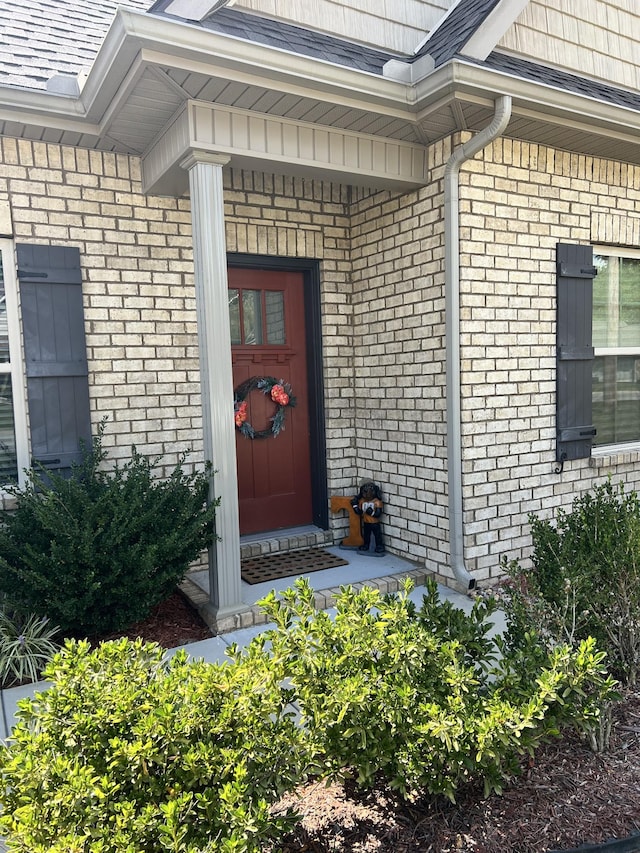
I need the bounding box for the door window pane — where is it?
[228,289,241,345]
[229,282,287,347]
[265,291,285,344]
[242,290,263,345]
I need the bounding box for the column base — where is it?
[197,600,251,635]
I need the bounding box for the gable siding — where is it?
[231,0,453,54]
[498,0,640,93]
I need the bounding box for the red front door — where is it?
[229,268,313,535]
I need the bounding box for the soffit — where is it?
[6,66,640,172]
[104,65,425,154]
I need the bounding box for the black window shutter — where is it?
[556,242,597,462]
[17,244,91,475]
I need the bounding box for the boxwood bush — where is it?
[501,478,640,686]
[0,427,217,636]
[254,579,617,800]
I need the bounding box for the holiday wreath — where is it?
[234,376,296,439]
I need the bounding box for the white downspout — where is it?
[444,94,512,591]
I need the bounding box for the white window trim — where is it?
[593,245,640,259]
[0,238,29,491]
[590,441,640,457]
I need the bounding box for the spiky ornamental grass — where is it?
[0,609,60,686]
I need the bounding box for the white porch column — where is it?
[181,150,244,623]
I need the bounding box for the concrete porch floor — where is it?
[182,530,439,633]
[189,542,430,607]
[180,524,503,636]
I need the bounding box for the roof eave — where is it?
[433,60,640,140]
[83,8,416,121]
[2,14,640,163]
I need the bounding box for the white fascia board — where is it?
[462,0,530,61]
[383,54,435,84]
[408,60,640,147]
[92,8,416,114]
[79,11,148,121]
[0,101,100,136]
[0,86,88,122]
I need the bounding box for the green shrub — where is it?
[0,583,618,851]
[0,426,218,637]
[501,478,640,686]
[0,606,60,686]
[0,638,307,853]
[255,579,617,800]
[416,578,499,676]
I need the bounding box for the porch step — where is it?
[239,526,334,560]
[180,564,432,636]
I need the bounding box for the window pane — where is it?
[0,254,9,362]
[619,257,640,345]
[593,254,640,347]
[593,354,640,445]
[265,291,285,344]
[228,289,241,345]
[0,374,18,484]
[242,290,263,345]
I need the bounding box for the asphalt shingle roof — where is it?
[413,0,501,65]
[480,51,640,113]
[0,0,151,90]
[159,5,403,73]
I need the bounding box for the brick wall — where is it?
[0,138,357,538]
[348,135,640,583]
[457,137,640,581]
[349,140,450,566]
[5,132,640,583]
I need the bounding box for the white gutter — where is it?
[444,94,512,591]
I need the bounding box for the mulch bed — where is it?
[272,691,640,852]
[89,589,214,648]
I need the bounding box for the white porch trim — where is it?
[143,100,429,196]
[181,150,245,624]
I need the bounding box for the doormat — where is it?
[241,548,349,585]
